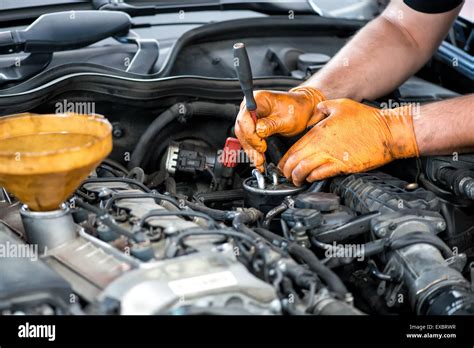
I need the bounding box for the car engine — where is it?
[1,108,473,316]
[0,6,472,318]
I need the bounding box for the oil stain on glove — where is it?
[278,98,420,186]
[234,86,326,172]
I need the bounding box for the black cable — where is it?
[185,200,236,221]
[280,219,291,240]
[164,176,177,195]
[139,209,216,228]
[287,243,349,299]
[253,227,288,249]
[74,198,145,243]
[313,230,453,269]
[81,177,151,192]
[262,203,287,229]
[166,229,261,259]
[251,227,348,299]
[130,104,179,169]
[75,189,95,202]
[280,277,306,315]
[306,282,316,308]
[96,164,124,178]
[104,192,179,210]
[130,102,239,169]
[387,232,454,258]
[102,158,130,175]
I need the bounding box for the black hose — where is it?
[314,231,453,269]
[287,243,349,299]
[97,164,125,178]
[186,201,236,221]
[104,192,179,210]
[139,209,216,228]
[254,227,288,249]
[262,203,287,229]
[102,158,130,175]
[81,177,151,192]
[175,229,257,247]
[130,104,178,169]
[232,209,264,240]
[252,227,348,299]
[313,237,385,269]
[166,229,261,259]
[75,190,95,202]
[387,232,454,258]
[130,101,239,169]
[164,176,177,195]
[127,167,146,183]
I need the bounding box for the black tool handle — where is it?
[233,42,257,111]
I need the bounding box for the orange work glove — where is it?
[234,86,326,172]
[278,98,420,186]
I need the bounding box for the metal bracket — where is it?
[125,38,159,74]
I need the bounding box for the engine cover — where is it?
[98,246,280,315]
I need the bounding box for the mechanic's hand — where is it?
[234,86,326,172]
[278,99,420,186]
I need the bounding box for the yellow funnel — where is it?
[0,113,112,211]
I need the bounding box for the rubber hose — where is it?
[130,101,239,169]
[185,201,236,221]
[287,243,349,299]
[252,227,348,299]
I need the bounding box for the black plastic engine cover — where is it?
[330,172,440,214]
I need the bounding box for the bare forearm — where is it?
[413,95,474,155]
[303,15,423,100]
[302,1,461,101]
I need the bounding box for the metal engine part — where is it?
[243,168,306,213]
[371,211,472,314]
[425,154,474,200]
[45,178,279,313]
[20,204,77,254]
[0,223,73,314]
[1,163,472,316]
[82,181,199,234]
[98,245,280,315]
[331,171,474,314]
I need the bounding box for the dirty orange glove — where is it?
[278,98,420,186]
[234,86,326,172]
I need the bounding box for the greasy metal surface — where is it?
[114,192,198,234]
[243,176,306,195]
[0,113,112,211]
[99,246,279,315]
[0,201,24,237]
[49,236,132,289]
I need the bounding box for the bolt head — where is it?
[378,228,386,237]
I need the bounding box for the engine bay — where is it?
[0,6,473,318]
[1,89,473,316]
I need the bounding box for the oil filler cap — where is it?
[294,192,340,212]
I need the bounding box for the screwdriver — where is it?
[232,42,267,173]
